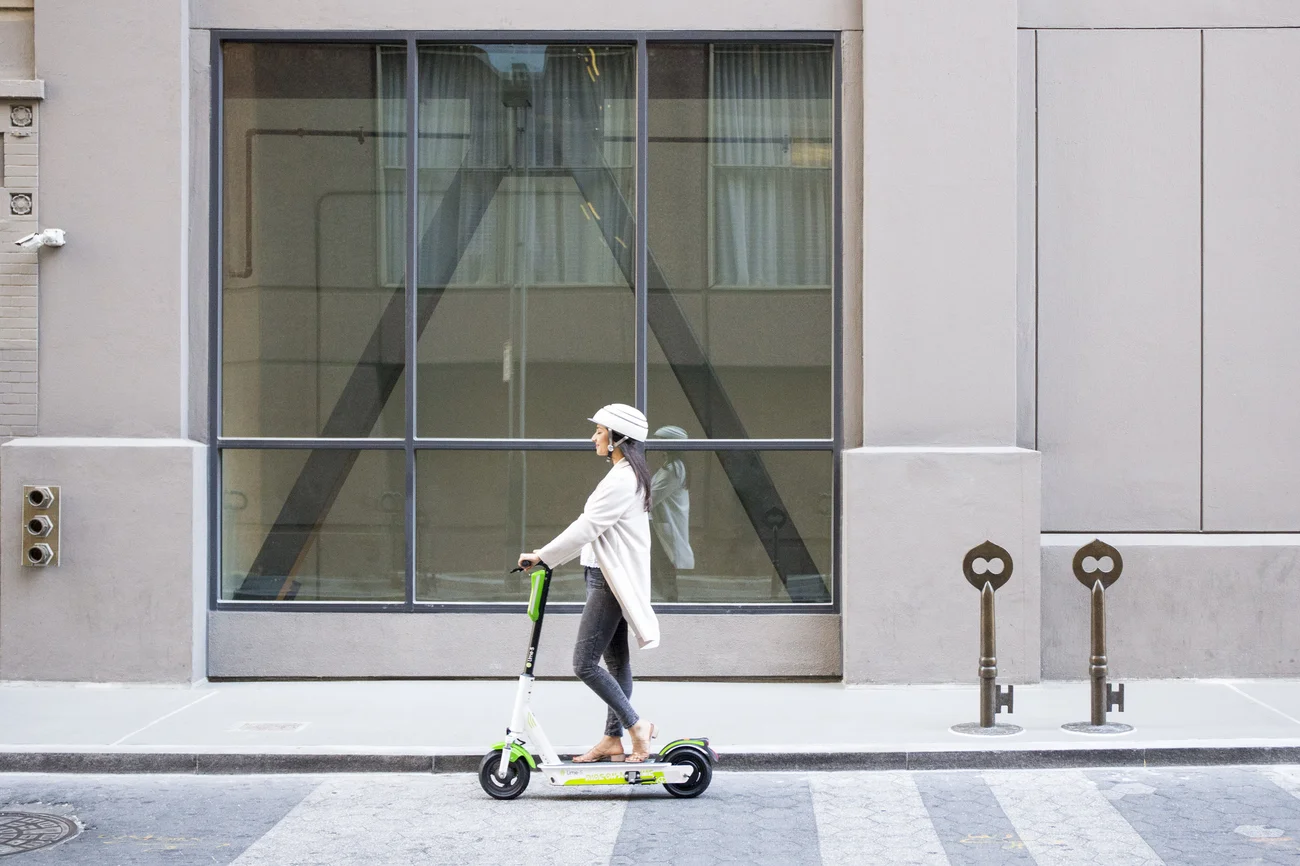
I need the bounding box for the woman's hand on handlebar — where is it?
[518,552,543,569]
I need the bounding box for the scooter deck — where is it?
[537,760,687,787]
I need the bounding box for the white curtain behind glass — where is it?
[379,46,407,287]
[379,46,635,290]
[712,44,833,289]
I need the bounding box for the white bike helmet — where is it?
[589,403,648,444]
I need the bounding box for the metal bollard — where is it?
[951,541,1022,737]
[1062,539,1133,735]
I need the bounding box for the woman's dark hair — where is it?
[610,430,652,511]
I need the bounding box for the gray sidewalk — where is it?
[2,678,1299,773]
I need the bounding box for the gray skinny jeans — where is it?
[573,566,639,737]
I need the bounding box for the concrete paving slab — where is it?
[1227,680,1300,727]
[0,685,210,746]
[2,678,1300,774]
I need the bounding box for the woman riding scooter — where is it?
[517,403,660,764]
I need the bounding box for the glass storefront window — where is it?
[414,448,831,605]
[221,449,406,601]
[647,43,834,440]
[216,38,837,608]
[645,449,833,604]
[415,449,599,603]
[408,44,637,439]
[221,43,407,439]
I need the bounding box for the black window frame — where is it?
[208,30,843,615]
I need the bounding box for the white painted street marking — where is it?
[810,771,949,866]
[986,769,1164,866]
[231,775,628,866]
[1265,765,1300,801]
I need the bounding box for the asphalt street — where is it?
[1,766,1298,865]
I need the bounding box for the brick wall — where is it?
[0,99,37,436]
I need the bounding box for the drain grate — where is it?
[235,721,307,733]
[0,812,80,857]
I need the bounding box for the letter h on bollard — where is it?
[951,541,1022,737]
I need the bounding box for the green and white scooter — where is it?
[478,564,716,800]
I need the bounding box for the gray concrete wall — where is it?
[34,0,189,438]
[842,447,1041,683]
[1025,14,1300,679]
[840,30,864,450]
[1015,29,1036,452]
[1020,0,1300,29]
[862,0,1018,447]
[0,2,206,683]
[191,0,862,31]
[0,439,206,682]
[187,28,210,443]
[1035,30,1202,532]
[209,611,841,678]
[844,0,1034,684]
[1042,535,1300,678]
[1202,28,1300,531]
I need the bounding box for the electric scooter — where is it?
[478,564,716,800]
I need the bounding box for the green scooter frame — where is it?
[478,565,716,800]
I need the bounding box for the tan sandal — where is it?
[625,722,657,763]
[571,743,625,763]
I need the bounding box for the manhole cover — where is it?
[0,812,80,857]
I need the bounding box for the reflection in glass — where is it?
[397,44,637,439]
[646,43,834,440]
[221,43,406,438]
[221,449,406,601]
[414,446,831,605]
[648,448,832,603]
[648,424,694,602]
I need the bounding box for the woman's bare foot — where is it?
[572,734,625,763]
[625,720,657,763]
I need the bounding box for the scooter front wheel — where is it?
[478,751,531,800]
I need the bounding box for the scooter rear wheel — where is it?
[663,748,712,799]
[478,751,531,800]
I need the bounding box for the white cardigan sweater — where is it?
[537,460,660,650]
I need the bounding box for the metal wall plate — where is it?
[21,485,60,567]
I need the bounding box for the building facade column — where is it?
[843,0,1040,683]
[0,0,206,682]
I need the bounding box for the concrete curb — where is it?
[3,746,1299,774]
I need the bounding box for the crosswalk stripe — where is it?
[985,769,1164,866]
[1263,764,1300,800]
[810,772,950,866]
[231,776,628,866]
[1265,765,1300,801]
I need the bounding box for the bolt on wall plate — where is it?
[21,485,60,567]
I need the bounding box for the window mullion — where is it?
[635,35,649,413]
[404,35,419,610]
